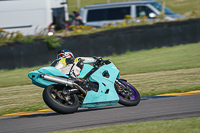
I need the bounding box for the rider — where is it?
[51,50,96,79]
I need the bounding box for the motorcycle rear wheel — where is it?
[43,85,79,114]
[115,80,140,106]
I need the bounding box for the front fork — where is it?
[115,79,127,93]
[115,78,127,87]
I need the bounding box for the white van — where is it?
[0,0,69,35]
[80,0,185,27]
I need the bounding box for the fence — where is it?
[0,18,199,69]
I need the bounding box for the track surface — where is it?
[0,94,200,133]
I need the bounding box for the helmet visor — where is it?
[57,53,65,59]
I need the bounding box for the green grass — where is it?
[108,43,200,75]
[0,43,200,115]
[0,66,44,88]
[0,85,48,115]
[121,68,200,96]
[53,117,200,133]
[160,0,200,17]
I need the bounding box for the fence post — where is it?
[77,0,80,9]
[161,0,165,14]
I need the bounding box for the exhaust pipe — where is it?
[40,74,73,87]
[40,74,87,95]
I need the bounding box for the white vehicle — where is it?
[80,0,185,27]
[0,0,69,35]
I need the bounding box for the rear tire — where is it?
[43,85,79,114]
[115,80,140,106]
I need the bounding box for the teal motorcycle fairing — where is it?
[28,62,120,108]
[28,66,68,88]
[81,62,120,108]
[28,64,93,88]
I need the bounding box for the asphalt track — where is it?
[0,94,200,133]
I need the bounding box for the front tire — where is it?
[115,80,140,106]
[43,85,79,114]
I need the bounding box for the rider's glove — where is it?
[93,56,102,63]
[93,56,104,68]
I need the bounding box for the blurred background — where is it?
[68,0,200,18]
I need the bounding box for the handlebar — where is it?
[93,56,111,68]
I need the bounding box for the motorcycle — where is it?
[28,58,140,114]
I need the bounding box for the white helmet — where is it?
[57,53,65,59]
[57,50,74,59]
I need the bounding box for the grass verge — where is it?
[121,68,200,96]
[53,117,200,133]
[108,43,200,75]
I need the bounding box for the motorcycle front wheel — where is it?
[115,80,140,106]
[43,85,79,114]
